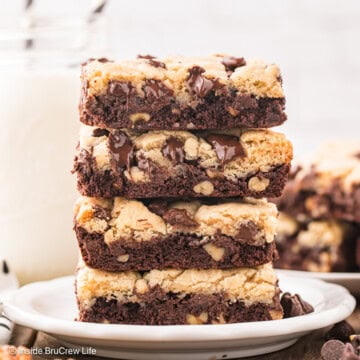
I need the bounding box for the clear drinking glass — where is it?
[0,1,109,284]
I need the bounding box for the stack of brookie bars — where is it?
[72,54,293,325]
[274,142,360,272]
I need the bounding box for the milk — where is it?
[0,69,80,284]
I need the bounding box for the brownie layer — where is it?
[78,288,282,325]
[80,55,286,130]
[275,213,359,272]
[76,226,277,271]
[74,127,292,199]
[76,262,283,324]
[274,142,360,222]
[75,197,279,270]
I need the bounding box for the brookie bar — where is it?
[76,261,283,325]
[275,142,360,222]
[74,196,278,271]
[275,212,359,272]
[73,126,292,198]
[79,55,286,130]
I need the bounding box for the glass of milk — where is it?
[0,2,109,284]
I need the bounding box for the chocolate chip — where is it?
[137,155,152,177]
[2,260,9,274]
[221,56,246,73]
[340,343,360,360]
[326,321,355,343]
[81,57,113,66]
[163,208,198,227]
[137,54,167,69]
[162,137,185,165]
[235,221,260,243]
[97,57,112,63]
[108,81,135,98]
[186,66,221,97]
[93,205,111,221]
[92,128,109,137]
[206,134,245,165]
[148,200,168,216]
[351,335,360,355]
[280,292,314,318]
[144,79,173,99]
[108,130,135,172]
[353,152,360,160]
[321,340,346,360]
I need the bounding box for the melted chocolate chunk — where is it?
[137,156,152,177]
[326,321,355,343]
[2,260,9,274]
[162,137,185,165]
[137,54,166,69]
[108,130,134,171]
[108,81,135,98]
[353,152,360,160]
[163,208,198,227]
[93,205,111,221]
[144,80,173,99]
[221,56,246,73]
[280,292,314,318]
[321,340,346,360]
[186,66,221,97]
[148,200,169,216]
[206,134,245,165]
[92,128,109,137]
[236,222,260,242]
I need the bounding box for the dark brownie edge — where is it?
[80,81,286,130]
[78,286,282,325]
[273,178,360,223]
[275,224,359,272]
[73,150,290,199]
[75,226,278,271]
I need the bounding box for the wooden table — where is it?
[8,300,360,360]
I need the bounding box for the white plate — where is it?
[3,274,356,360]
[276,269,360,294]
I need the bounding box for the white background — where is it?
[2,0,360,155]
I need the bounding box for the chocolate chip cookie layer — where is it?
[80,55,286,130]
[73,126,292,199]
[76,261,283,324]
[74,197,278,271]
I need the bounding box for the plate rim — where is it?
[4,274,356,343]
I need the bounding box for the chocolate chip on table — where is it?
[206,133,245,166]
[280,292,314,318]
[350,335,360,355]
[340,343,360,360]
[321,340,346,360]
[326,321,355,343]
